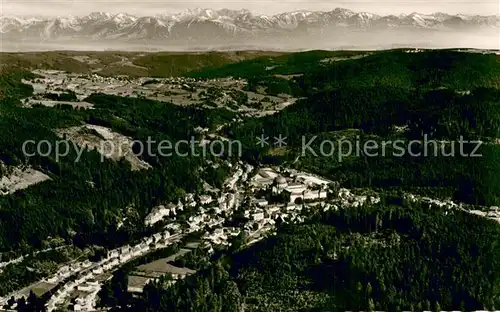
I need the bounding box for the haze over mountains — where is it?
[1,8,499,51]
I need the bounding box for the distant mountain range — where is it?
[1,8,498,50]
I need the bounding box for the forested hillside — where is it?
[222,50,500,206]
[1,49,500,310]
[0,71,234,253]
[130,197,500,311]
[187,50,500,96]
[1,49,499,252]
[118,50,500,312]
[0,51,284,78]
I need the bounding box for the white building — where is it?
[120,253,131,263]
[131,245,142,256]
[188,215,203,224]
[290,191,305,204]
[285,182,307,193]
[163,230,171,238]
[120,245,131,254]
[77,284,94,292]
[166,223,181,232]
[82,260,92,268]
[199,195,213,205]
[252,212,265,221]
[267,206,281,217]
[303,190,328,201]
[253,198,269,207]
[145,204,176,226]
[294,174,331,188]
[139,242,150,252]
[47,276,59,284]
[153,233,162,243]
[107,250,119,258]
[92,267,103,275]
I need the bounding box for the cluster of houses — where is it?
[145,162,249,230]
[468,209,500,223]
[152,166,339,254]
[145,203,183,226]
[224,166,244,190]
[404,193,500,224]
[46,272,96,311]
[30,70,200,89]
[45,228,176,311]
[252,168,330,203]
[196,168,336,248]
[145,193,216,227]
[405,48,424,53]
[24,70,247,108]
[45,260,94,285]
[202,227,241,246]
[72,281,100,312]
[192,168,387,253]
[123,165,252,294]
[8,154,500,312]
[121,164,250,295]
[3,162,381,312]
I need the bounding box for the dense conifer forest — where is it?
[131,50,500,311]
[127,197,500,311]
[222,51,500,205]
[1,49,500,311]
[0,72,235,253]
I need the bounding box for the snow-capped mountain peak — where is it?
[1,8,497,44]
[87,12,112,20]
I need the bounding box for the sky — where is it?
[1,0,499,17]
